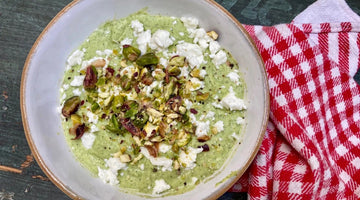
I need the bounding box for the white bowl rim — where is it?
[20,0,270,199]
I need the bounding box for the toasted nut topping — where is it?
[207,31,218,40]
[91,59,106,68]
[119,154,131,163]
[197,135,210,142]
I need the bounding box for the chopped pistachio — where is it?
[119,154,132,163]
[168,66,181,76]
[122,45,141,61]
[169,56,185,67]
[62,96,81,118]
[70,114,82,125]
[195,92,210,101]
[136,52,159,66]
[207,30,219,40]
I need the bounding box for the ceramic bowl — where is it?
[21,0,269,199]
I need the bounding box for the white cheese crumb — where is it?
[70,75,85,87]
[180,17,199,33]
[153,179,171,194]
[236,117,245,125]
[159,143,171,153]
[159,57,168,67]
[96,49,113,57]
[139,164,144,170]
[178,147,203,169]
[97,167,119,185]
[98,157,127,186]
[81,132,96,149]
[179,32,184,36]
[140,147,173,171]
[63,84,69,90]
[213,121,224,133]
[67,49,84,67]
[199,69,207,78]
[81,56,107,70]
[183,99,193,110]
[137,30,151,54]
[120,37,133,46]
[176,42,204,68]
[60,93,66,102]
[212,50,227,67]
[195,121,210,137]
[72,88,81,96]
[86,111,99,124]
[192,177,198,185]
[227,71,240,85]
[178,66,190,78]
[205,111,215,120]
[172,20,177,25]
[131,20,144,36]
[220,87,246,111]
[209,41,220,57]
[149,30,174,51]
[212,102,223,109]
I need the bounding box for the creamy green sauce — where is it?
[60,10,246,196]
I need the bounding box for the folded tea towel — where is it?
[230,0,360,199]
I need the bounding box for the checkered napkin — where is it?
[228,0,360,199]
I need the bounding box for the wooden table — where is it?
[1,0,359,199]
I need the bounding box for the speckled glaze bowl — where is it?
[21,0,269,199]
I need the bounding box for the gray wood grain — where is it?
[0,0,359,199]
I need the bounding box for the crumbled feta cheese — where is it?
[121,37,133,46]
[98,157,127,185]
[172,20,177,25]
[153,179,171,194]
[81,132,96,149]
[105,157,127,173]
[137,30,151,54]
[184,99,193,110]
[149,30,174,51]
[199,69,207,78]
[205,111,215,120]
[143,81,163,97]
[220,87,246,111]
[180,17,199,34]
[140,147,173,171]
[212,50,227,67]
[60,93,66,101]
[72,88,81,96]
[67,49,84,67]
[97,167,119,185]
[159,57,168,67]
[227,71,240,85]
[178,66,190,78]
[70,75,85,87]
[192,28,211,49]
[159,143,171,153]
[96,49,113,57]
[189,77,204,91]
[209,41,220,57]
[139,164,144,170]
[213,121,224,133]
[176,42,204,68]
[179,32,184,36]
[63,84,69,90]
[131,20,144,36]
[192,177,198,185]
[178,147,203,169]
[195,121,210,137]
[236,117,245,125]
[90,124,99,133]
[212,102,223,109]
[86,111,99,124]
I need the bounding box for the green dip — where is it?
[59,10,246,196]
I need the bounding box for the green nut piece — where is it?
[120,76,132,91]
[164,79,175,101]
[96,77,106,87]
[105,114,121,133]
[195,92,210,101]
[168,66,181,76]
[123,45,141,61]
[112,95,125,112]
[153,69,166,81]
[136,52,159,66]
[91,102,100,112]
[169,56,185,67]
[62,96,81,118]
[133,110,149,128]
[124,101,139,118]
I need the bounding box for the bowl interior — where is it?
[21,0,268,199]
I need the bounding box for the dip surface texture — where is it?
[59,10,247,196]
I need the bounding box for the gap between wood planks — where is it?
[0,155,49,181]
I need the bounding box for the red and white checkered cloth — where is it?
[229,1,360,199]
